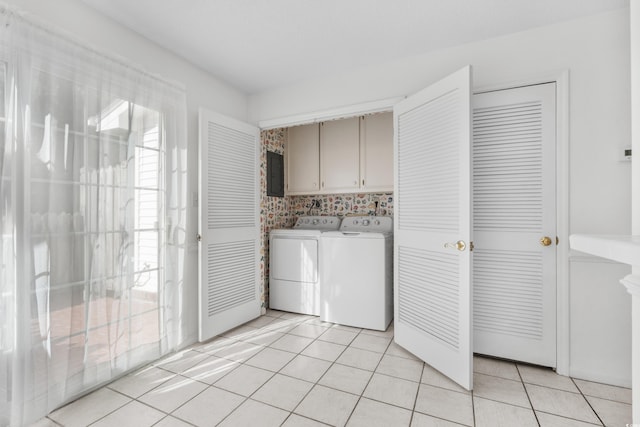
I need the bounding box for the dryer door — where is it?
[271,236,318,284]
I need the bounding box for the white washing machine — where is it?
[269,216,341,315]
[320,216,393,330]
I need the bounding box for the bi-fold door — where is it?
[198,109,261,342]
[394,66,474,390]
[394,68,558,390]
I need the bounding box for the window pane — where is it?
[136,146,159,189]
[132,105,160,149]
[135,189,158,230]
[135,230,158,273]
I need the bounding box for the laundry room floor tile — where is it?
[269,333,314,353]
[36,311,632,427]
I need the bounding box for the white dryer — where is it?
[320,216,393,331]
[269,216,341,315]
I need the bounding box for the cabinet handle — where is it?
[362,179,365,186]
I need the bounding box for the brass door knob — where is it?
[540,236,552,246]
[444,240,466,251]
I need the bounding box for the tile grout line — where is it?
[291,322,366,424]
[515,363,542,427]
[341,328,390,426]
[408,355,426,426]
[471,383,476,426]
[80,388,141,426]
[570,376,606,426]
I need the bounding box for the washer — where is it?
[320,216,393,330]
[269,216,341,315]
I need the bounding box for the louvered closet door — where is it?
[473,83,556,367]
[198,109,260,342]
[394,66,473,390]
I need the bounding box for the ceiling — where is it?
[80,0,628,95]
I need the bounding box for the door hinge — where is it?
[556,236,559,246]
[196,233,202,242]
[469,241,474,252]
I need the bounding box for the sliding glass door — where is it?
[0,8,188,426]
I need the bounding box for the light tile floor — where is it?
[35,310,632,427]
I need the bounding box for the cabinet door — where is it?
[320,117,360,193]
[360,112,393,192]
[286,123,319,194]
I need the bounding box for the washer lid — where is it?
[270,228,324,237]
[322,230,390,239]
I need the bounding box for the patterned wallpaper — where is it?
[259,128,394,310]
[260,129,290,309]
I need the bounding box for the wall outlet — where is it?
[620,146,632,162]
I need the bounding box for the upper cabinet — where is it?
[360,112,393,193]
[285,112,393,195]
[286,123,320,194]
[320,117,360,192]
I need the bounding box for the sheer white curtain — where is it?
[0,6,188,426]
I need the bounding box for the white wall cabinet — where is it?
[320,117,360,192]
[360,112,393,192]
[286,113,393,195]
[286,123,320,194]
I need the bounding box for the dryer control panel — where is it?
[293,216,341,230]
[339,216,393,233]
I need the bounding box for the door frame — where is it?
[474,70,570,376]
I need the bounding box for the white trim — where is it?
[569,254,627,264]
[258,97,403,130]
[555,70,570,377]
[569,367,631,389]
[475,70,570,376]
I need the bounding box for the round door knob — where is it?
[444,240,466,251]
[540,236,553,246]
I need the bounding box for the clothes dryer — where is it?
[269,216,341,315]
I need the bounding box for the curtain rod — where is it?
[0,2,186,93]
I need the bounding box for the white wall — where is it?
[12,0,249,345]
[250,9,633,386]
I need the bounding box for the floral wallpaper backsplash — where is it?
[260,129,289,310]
[288,193,393,218]
[259,128,394,310]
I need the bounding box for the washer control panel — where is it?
[293,216,341,230]
[339,216,393,233]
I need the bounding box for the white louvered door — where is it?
[473,83,556,366]
[394,66,473,390]
[198,109,260,342]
